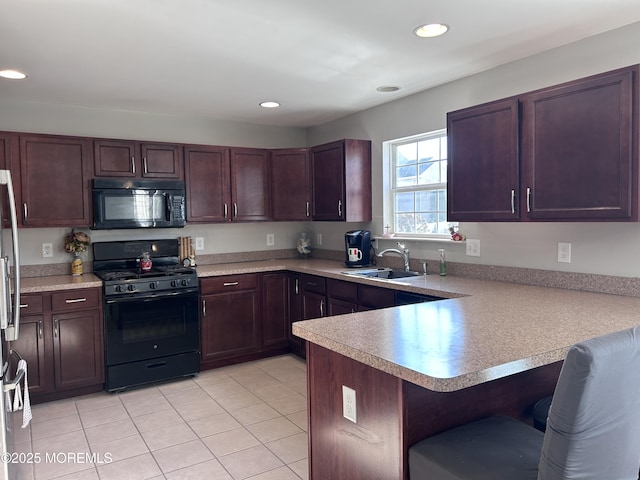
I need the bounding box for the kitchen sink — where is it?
[341,268,422,281]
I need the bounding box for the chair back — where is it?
[538,326,640,479]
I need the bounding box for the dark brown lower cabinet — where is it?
[262,272,290,350]
[10,289,104,403]
[200,274,261,365]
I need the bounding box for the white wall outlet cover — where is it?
[342,385,357,423]
[267,233,275,246]
[195,237,205,251]
[466,239,480,257]
[558,242,572,263]
[42,243,53,258]
[316,233,323,246]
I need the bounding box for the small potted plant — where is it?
[64,229,91,275]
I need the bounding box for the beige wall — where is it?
[306,22,640,278]
[3,22,640,277]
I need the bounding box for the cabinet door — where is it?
[302,291,326,320]
[447,99,520,221]
[311,139,371,222]
[200,275,261,362]
[270,149,311,220]
[94,139,137,177]
[140,143,184,179]
[288,274,305,356]
[185,145,230,222]
[52,309,104,390]
[230,148,270,221]
[9,314,50,395]
[311,141,345,221]
[19,135,92,227]
[521,66,636,220]
[328,298,357,316]
[262,273,289,349]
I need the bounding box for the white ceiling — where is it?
[2,0,640,128]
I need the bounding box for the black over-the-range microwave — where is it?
[92,178,186,229]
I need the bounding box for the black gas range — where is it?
[94,239,200,392]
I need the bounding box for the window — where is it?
[387,129,453,236]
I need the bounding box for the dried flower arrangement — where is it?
[64,229,91,255]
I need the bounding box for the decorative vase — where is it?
[71,253,83,276]
[296,232,311,258]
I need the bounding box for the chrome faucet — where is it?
[378,242,411,271]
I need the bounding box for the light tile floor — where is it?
[13,354,309,480]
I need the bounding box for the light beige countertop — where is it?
[21,259,640,395]
[20,274,102,293]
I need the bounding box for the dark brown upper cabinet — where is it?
[94,139,184,180]
[18,134,92,227]
[310,139,371,221]
[447,65,639,222]
[270,148,311,221]
[184,145,230,223]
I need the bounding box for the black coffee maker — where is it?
[344,230,372,267]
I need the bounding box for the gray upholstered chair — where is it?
[409,326,640,480]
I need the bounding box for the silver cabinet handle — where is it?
[295,278,299,295]
[511,189,515,214]
[19,304,28,309]
[143,157,148,175]
[53,319,59,338]
[233,203,238,218]
[131,156,136,174]
[65,298,87,304]
[526,187,532,213]
[223,282,239,287]
[38,320,43,339]
[202,300,206,317]
[224,203,228,219]
[22,203,27,220]
[320,300,325,317]
[337,200,342,217]
[306,201,310,217]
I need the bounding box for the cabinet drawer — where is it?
[51,288,100,312]
[200,274,259,294]
[327,279,357,303]
[300,274,326,295]
[17,294,44,315]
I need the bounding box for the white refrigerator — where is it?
[0,169,22,480]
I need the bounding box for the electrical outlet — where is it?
[316,233,322,246]
[42,243,53,258]
[267,233,275,246]
[342,385,357,423]
[558,242,571,263]
[195,237,204,251]
[466,238,480,257]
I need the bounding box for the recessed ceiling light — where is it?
[259,101,280,108]
[413,23,449,38]
[0,69,27,80]
[376,86,401,93]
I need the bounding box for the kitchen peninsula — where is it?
[289,263,640,480]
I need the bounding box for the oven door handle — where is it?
[105,289,199,304]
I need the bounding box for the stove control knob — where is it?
[181,279,190,287]
[149,282,157,290]
[171,280,179,288]
[127,284,136,292]
[114,285,124,293]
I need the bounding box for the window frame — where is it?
[384,128,454,239]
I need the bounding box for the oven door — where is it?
[104,289,199,366]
